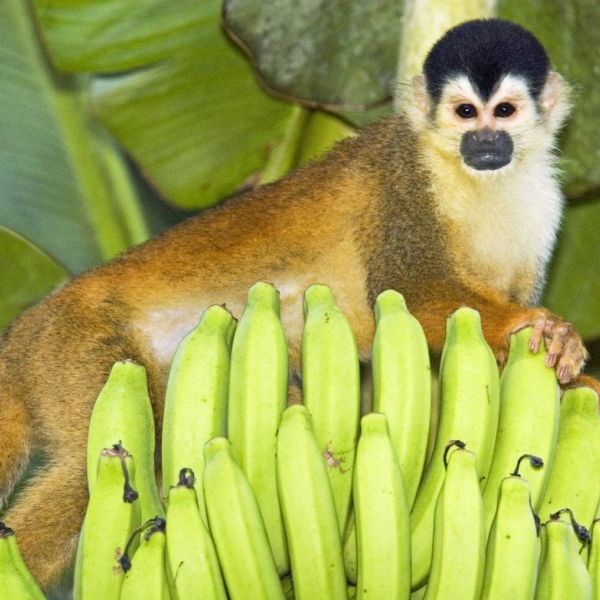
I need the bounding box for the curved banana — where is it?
[411,308,499,589]
[0,524,45,599]
[538,386,600,529]
[482,328,560,535]
[481,456,542,600]
[120,518,170,600]
[161,304,235,523]
[203,437,284,600]
[165,468,227,600]
[277,405,347,600]
[302,284,360,534]
[354,413,411,600]
[423,443,485,600]
[535,515,593,600]
[88,360,163,521]
[227,282,289,574]
[75,444,140,600]
[372,290,431,509]
[342,511,358,584]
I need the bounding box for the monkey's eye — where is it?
[455,104,477,119]
[494,102,516,118]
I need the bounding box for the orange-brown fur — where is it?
[0,89,596,589]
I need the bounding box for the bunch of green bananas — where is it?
[3,281,600,600]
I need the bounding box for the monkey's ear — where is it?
[403,74,432,128]
[540,71,572,133]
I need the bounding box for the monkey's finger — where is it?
[545,322,572,368]
[529,316,548,352]
[556,336,588,385]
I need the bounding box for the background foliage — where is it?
[1,0,599,365]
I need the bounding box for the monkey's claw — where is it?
[520,312,588,384]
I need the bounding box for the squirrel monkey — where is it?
[0,18,595,588]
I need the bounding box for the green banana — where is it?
[161,305,235,523]
[120,518,171,600]
[538,387,600,528]
[88,360,163,521]
[227,282,289,574]
[536,514,593,600]
[588,516,600,599]
[203,437,284,600]
[372,290,431,509]
[277,405,347,600]
[482,328,560,535]
[0,524,45,600]
[480,455,542,600]
[353,412,411,600]
[75,444,140,600]
[302,283,360,534]
[424,442,485,600]
[410,307,499,589]
[165,468,227,600]
[342,511,358,584]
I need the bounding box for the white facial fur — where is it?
[404,70,571,304]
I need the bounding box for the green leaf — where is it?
[0,0,146,274]
[222,0,403,108]
[543,198,600,340]
[0,226,69,331]
[92,27,298,209]
[498,0,600,194]
[33,0,216,73]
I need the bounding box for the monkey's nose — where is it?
[472,127,498,144]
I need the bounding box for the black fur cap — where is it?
[423,19,550,103]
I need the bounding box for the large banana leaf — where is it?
[0,227,68,331]
[543,199,600,340]
[0,0,145,274]
[223,0,404,108]
[35,0,300,210]
[92,49,296,209]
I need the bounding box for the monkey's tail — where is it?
[0,354,32,511]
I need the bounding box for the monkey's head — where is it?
[409,19,570,175]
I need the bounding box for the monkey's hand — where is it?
[504,309,588,384]
[410,286,588,386]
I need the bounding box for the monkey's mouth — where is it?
[463,152,512,171]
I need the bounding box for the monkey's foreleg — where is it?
[408,281,588,384]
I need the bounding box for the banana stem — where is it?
[119,516,166,572]
[547,508,591,544]
[443,440,466,469]
[511,454,544,477]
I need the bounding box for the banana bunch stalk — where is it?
[87,360,163,521]
[481,455,543,600]
[302,284,360,534]
[538,387,600,530]
[411,307,499,589]
[165,468,226,600]
[535,512,593,600]
[277,405,347,600]
[424,442,485,600]
[120,517,171,600]
[227,282,289,574]
[353,413,411,600]
[74,444,140,600]
[161,304,236,523]
[203,437,284,600]
[372,290,431,510]
[482,328,559,534]
[0,523,45,599]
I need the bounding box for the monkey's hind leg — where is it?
[0,359,33,510]
[2,453,86,590]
